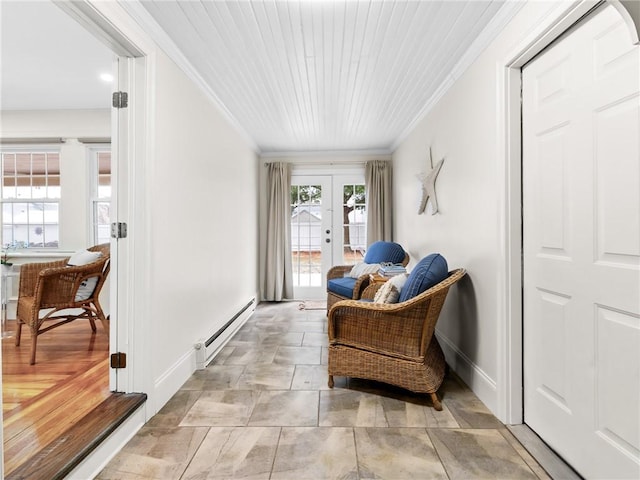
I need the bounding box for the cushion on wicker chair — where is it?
[327,276,357,298]
[364,241,406,264]
[67,249,102,266]
[398,253,448,302]
[68,249,103,301]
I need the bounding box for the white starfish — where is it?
[417,148,444,215]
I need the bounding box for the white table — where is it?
[2,265,20,338]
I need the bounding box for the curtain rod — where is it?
[0,137,65,145]
[0,137,111,145]
[263,160,383,167]
[77,137,111,144]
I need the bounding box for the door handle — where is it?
[325,238,331,243]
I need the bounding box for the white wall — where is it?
[0,109,110,139]
[148,50,259,407]
[392,1,564,419]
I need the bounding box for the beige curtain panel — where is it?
[264,162,294,301]
[365,160,393,243]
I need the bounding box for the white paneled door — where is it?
[523,5,640,479]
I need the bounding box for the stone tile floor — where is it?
[97,301,553,479]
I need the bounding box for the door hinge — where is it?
[111,222,127,239]
[110,352,127,369]
[112,91,128,109]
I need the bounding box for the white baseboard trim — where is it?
[152,347,195,417]
[66,402,146,480]
[436,331,498,415]
[153,301,256,415]
[196,299,256,370]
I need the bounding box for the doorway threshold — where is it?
[6,392,146,480]
[507,424,583,480]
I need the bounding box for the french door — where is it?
[290,173,366,300]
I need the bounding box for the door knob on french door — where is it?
[325,238,331,243]
[326,230,330,234]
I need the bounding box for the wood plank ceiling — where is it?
[129,0,512,154]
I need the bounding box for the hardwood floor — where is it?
[2,318,111,477]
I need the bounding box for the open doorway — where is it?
[0,0,115,475]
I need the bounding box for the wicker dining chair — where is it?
[14,244,110,365]
[326,241,409,311]
[327,267,466,410]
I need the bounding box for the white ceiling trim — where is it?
[260,147,393,159]
[390,0,526,152]
[119,0,260,153]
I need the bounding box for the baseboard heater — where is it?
[194,297,256,369]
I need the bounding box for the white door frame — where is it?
[496,0,638,425]
[54,0,153,399]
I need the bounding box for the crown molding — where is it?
[118,1,260,154]
[390,0,526,153]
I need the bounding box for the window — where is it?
[90,149,111,245]
[1,150,60,248]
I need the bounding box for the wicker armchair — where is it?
[328,267,466,410]
[327,241,409,311]
[14,244,110,365]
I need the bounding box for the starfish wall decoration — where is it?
[417,148,444,215]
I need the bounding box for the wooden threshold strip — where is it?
[7,392,147,480]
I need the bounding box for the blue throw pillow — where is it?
[398,253,448,302]
[364,241,406,265]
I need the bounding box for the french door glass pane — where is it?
[341,183,366,264]
[291,184,322,287]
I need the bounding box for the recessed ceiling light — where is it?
[100,73,114,83]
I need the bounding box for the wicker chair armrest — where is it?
[361,282,384,300]
[18,259,69,297]
[328,297,422,327]
[328,269,467,359]
[37,257,109,282]
[351,274,372,299]
[327,265,353,281]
